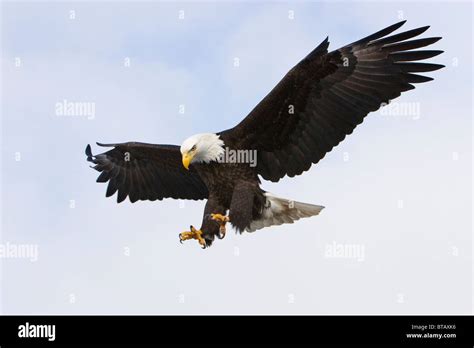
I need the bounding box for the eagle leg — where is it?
[210,214,230,239]
[179,225,207,249]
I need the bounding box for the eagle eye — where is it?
[190,145,197,152]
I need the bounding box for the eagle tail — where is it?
[246,192,324,232]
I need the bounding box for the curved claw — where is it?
[210,213,229,240]
[216,229,226,240]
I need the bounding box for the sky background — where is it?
[0,0,472,314]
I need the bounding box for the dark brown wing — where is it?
[85,142,208,203]
[219,21,444,182]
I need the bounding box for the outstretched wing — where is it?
[86,142,208,203]
[219,21,444,182]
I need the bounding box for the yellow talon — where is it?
[210,214,230,239]
[179,226,206,248]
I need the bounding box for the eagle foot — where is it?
[210,213,230,239]
[179,226,206,249]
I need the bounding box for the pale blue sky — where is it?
[1,1,472,314]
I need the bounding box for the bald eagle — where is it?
[86,21,443,248]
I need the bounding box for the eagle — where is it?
[86,21,443,248]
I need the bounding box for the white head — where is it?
[180,133,225,169]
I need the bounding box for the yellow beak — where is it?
[182,152,193,170]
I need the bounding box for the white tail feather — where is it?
[246,192,324,232]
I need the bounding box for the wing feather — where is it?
[219,21,443,182]
[86,142,208,202]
